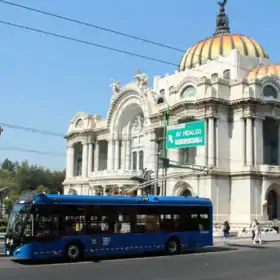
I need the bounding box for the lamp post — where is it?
[0,188,8,218]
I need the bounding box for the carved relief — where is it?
[110,79,121,94]
[135,69,148,95]
[272,107,280,118]
[131,115,144,133]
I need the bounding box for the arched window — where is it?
[263,85,277,98]
[181,189,192,197]
[169,86,175,94]
[75,119,83,128]
[68,188,78,195]
[267,189,278,220]
[223,69,231,80]
[181,86,196,98]
[157,97,164,104]
[160,89,165,96]
[211,73,218,79]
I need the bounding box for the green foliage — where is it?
[0,158,65,215]
[0,218,8,226]
[0,226,6,232]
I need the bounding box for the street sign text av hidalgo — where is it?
[166,120,206,149]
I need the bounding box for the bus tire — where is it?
[63,242,84,262]
[165,237,181,255]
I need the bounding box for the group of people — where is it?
[221,219,262,244]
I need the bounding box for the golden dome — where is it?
[179,33,269,71]
[247,64,280,80]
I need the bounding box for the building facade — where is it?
[64,2,280,224]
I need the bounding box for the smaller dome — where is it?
[247,64,280,80]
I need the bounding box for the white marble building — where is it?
[64,2,280,224]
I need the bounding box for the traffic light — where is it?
[0,126,3,136]
[161,157,170,168]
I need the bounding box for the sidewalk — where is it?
[214,233,280,245]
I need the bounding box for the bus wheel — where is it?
[165,238,180,255]
[64,243,84,262]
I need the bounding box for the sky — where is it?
[0,0,278,171]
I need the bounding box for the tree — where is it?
[1,158,15,173]
[0,159,65,215]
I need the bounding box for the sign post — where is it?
[166,120,206,149]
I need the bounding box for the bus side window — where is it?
[135,215,160,233]
[35,215,59,237]
[198,213,210,231]
[114,214,131,233]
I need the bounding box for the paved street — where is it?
[1,242,280,280]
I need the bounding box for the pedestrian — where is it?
[222,220,230,239]
[251,219,257,242]
[253,222,262,244]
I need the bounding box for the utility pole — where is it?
[162,105,169,196]
[154,151,161,195]
[151,136,165,195]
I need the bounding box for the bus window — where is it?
[135,214,160,233]
[114,214,131,233]
[35,215,59,237]
[198,213,210,231]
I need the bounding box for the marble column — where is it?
[88,142,93,176]
[66,145,74,178]
[82,143,88,178]
[138,151,142,170]
[150,131,157,171]
[246,117,253,165]
[107,140,114,170]
[94,141,99,171]
[114,140,120,170]
[120,140,126,170]
[125,139,131,170]
[254,117,263,165]
[103,186,107,196]
[240,117,246,166]
[208,118,215,166]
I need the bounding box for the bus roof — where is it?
[17,193,212,206]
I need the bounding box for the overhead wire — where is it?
[0,0,184,53]
[0,0,263,74]
[0,19,256,81]
[0,122,64,138]
[0,20,178,67]
[0,143,65,157]
[0,1,271,161]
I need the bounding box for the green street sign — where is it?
[166,120,206,149]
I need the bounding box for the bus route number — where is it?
[102,237,110,246]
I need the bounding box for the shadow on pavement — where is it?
[12,246,237,266]
[227,242,270,249]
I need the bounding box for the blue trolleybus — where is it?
[4,193,213,260]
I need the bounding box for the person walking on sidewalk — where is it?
[253,222,262,244]
[222,221,230,240]
[251,219,257,242]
